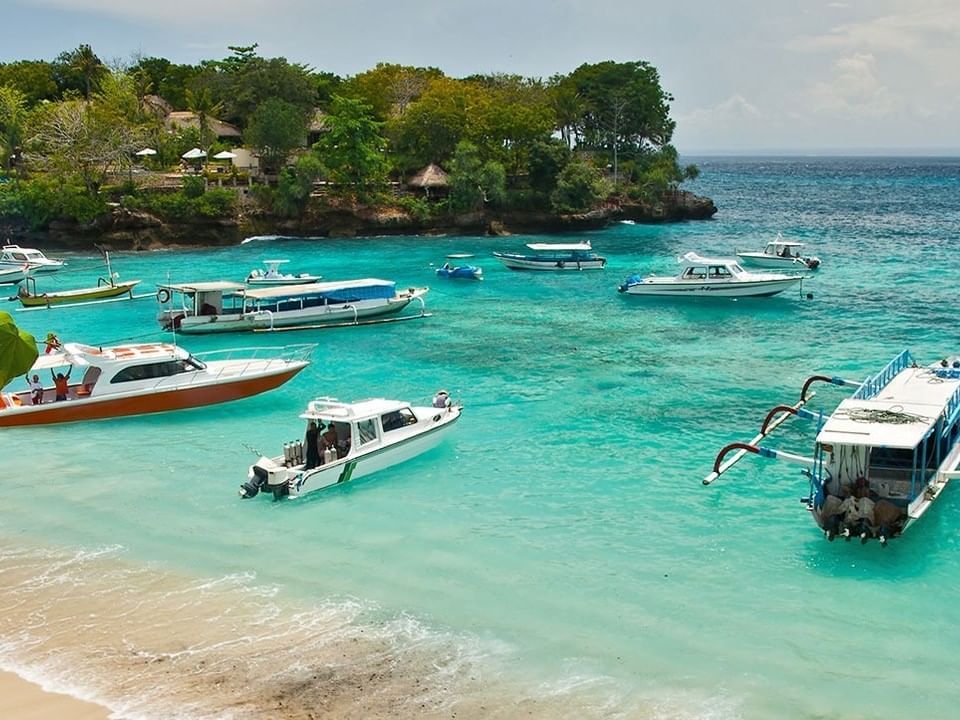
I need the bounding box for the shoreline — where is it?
[0,670,113,720]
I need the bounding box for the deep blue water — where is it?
[1,156,959,719]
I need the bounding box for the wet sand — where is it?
[0,671,112,720]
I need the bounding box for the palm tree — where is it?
[70,44,105,100]
[185,87,224,153]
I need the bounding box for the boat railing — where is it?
[851,350,913,401]
[195,343,315,365]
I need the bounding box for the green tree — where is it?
[0,86,28,173]
[184,87,223,152]
[527,138,572,195]
[246,97,308,173]
[551,158,609,214]
[0,61,59,105]
[447,140,506,211]
[273,155,324,216]
[343,63,443,120]
[56,44,108,99]
[313,95,388,198]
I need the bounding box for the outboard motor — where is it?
[239,457,290,499]
[239,464,269,498]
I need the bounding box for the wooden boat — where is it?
[157,278,429,334]
[0,341,313,427]
[493,242,606,271]
[618,252,803,298]
[18,277,141,307]
[704,351,960,545]
[240,394,462,500]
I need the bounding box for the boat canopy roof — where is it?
[158,281,246,293]
[766,240,805,248]
[680,251,739,266]
[817,398,945,449]
[525,242,592,251]
[244,278,395,301]
[31,342,186,370]
[262,259,289,265]
[299,396,409,421]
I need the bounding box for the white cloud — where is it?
[802,52,896,117]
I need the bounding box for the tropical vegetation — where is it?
[0,44,699,230]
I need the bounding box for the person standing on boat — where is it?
[433,390,451,408]
[304,421,321,469]
[51,366,72,402]
[26,374,44,405]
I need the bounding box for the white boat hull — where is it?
[162,296,418,334]
[251,407,462,499]
[621,276,802,297]
[736,253,816,270]
[493,254,606,271]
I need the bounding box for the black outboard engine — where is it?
[239,465,269,498]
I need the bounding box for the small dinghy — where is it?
[436,262,483,280]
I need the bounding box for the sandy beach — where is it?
[0,671,112,720]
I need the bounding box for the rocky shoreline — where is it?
[1,190,717,251]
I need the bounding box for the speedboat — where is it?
[246,259,322,286]
[737,235,821,270]
[493,242,606,271]
[618,252,803,298]
[704,351,960,545]
[157,278,429,334]
[436,262,483,280]
[0,265,31,286]
[0,245,64,274]
[240,394,462,500]
[0,341,313,427]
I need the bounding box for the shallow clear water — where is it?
[2,156,960,719]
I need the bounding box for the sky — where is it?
[3,0,959,153]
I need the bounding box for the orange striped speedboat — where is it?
[0,341,313,427]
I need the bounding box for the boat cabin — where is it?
[242,279,397,314]
[677,253,745,280]
[524,242,598,261]
[762,240,805,259]
[0,244,61,268]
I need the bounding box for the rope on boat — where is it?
[833,406,931,425]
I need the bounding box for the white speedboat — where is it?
[0,265,31,286]
[0,244,64,274]
[705,351,960,545]
[246,259,322,286]
[618,252,803,298]
[157,278,429,334]
[493,242,606,270]
[737,235,821,270]
[240,394,462,500]
[0,342,313,427]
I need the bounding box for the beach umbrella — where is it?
[212,150,237,160]
[135,148,158,156]
[181,148,207,160]
[0,311,38,389]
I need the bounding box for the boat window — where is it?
[109,360,200,383]
[708,266,732,278]
[381,408,417,432]
[731,264,745,273]
[682,266,708,279]
[12,252,27,261]
[357,418,378,445]
[868,446,915,483]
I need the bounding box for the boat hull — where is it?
[621,276,802,298]
[0,364,305,427]
[493,253,606,271]
[166,296,419,334]
[737,253,818,270]
[18,281,140,307]
[268,409,462,499]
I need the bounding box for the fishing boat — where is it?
[0,341,313,427]
[15,250,141,307]
[0,244,64,274]
[493,242,606,271]
[618,252,803,298]
[239,393,462,500]
[737,235,821,270]
[436,262,483,280]
[157,278,429,334]
[246,259,322,286]
[704,351,960,545]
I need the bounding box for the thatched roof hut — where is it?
[164,111,242,140]
[407,164,450,197]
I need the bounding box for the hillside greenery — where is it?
[0,44,698,229]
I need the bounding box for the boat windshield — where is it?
[109,359,202,383]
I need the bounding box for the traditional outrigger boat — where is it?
[15,251,141,308]
[0,341,313,427]
[493,242,606,271]
[156,278,429,334]
[240,393,462,500]
[704,351,960,545]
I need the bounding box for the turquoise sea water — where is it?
[2,156,960,719]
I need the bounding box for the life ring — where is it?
[157,288,171,303]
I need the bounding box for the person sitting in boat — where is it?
[321,423,340,457]
[51,366,72,402]
[433,389,451,408]
[780,246,792,258]
[25,374,44,405]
